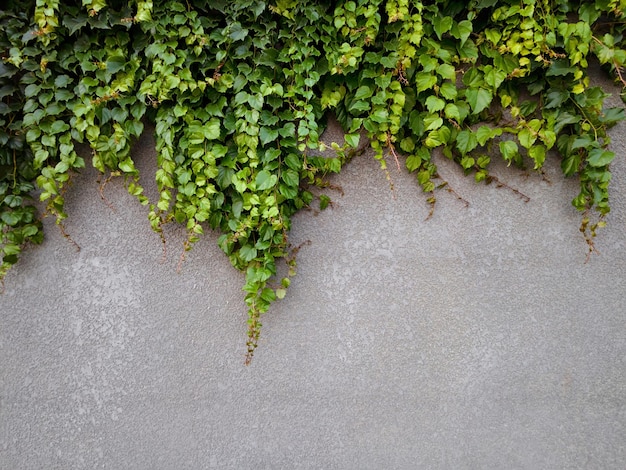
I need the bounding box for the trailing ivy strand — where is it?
[1,0,625,362]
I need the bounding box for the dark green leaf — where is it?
[599,107,625,125]
[107,55,127,74]
[546,59,577,77]
[545,90,569,109]
[1,211,20,226]
[281,169,299,188]
[229,22,249,41]
[433,16,453,40]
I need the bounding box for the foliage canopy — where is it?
[1,0,625,362]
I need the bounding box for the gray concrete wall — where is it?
[1,73,625,469]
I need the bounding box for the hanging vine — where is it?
[1,0,625,362]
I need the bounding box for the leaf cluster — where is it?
[1,0,625,360]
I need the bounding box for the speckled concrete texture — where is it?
[1,73,625,469]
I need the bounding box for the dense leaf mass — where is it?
[1,0,625,361]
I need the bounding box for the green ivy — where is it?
[1,0,625,362]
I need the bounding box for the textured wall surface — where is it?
[1,73,625,469]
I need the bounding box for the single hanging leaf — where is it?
[499,140,519,163]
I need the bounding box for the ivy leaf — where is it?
[50,120,69,134]
[444,103,460,121]
[1,211,20,226]
[281,169,299,188]
[229,22,249,41]
[451,20,472,46]
[406,154,422,172]
[370,108,389,123]
[205,118,221,140]
[252,1,266,18]
[3,244,21,255]
[400,137,415,153]
[239,245,257,263]
[553,112,580,134]
[599,107,625,125]
[426,96,446,113]
[456,130,478,155]
[518,128,536,149]
[594,42,614,65]
[587,149,615,167]
[433,16,453,40]
[232,199,243,218]
[579,3,601,24]
[476,125,501,146]
[118,158,136,174]
[106,55,127,74]
[529,145,546,169]
[259,127,279,145]
[465,88,492,114]
[462,68,483,88]
[483,66,506,90]
[279,122,296,138]
[345,133,360,148]
[461,156,475,169]
[561,154,581,176]
[425,126,451,147]
[485,28,501,45]
[423,114,443,131]
[62,14,88,34]
[539,129,556,149]
[255,170,278,190]
[260,288,276,303]
[499,140,519,163]
[248,94,264,110]
[349,100,370,112]
[409,111,425,136]
[54,75,72,88]
[545,89,569,109]
[546,59,577,76]
[439,82,458,100]
[437,64,456,80]
[284,153,301,170]
[415,73,437,92]
[354,85,373,100]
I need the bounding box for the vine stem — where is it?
[612,60,626,87]
[488,175,531,203]
[386,132,402,171]
[12,149,17,189]
[97,172,117,211]
[439,180,470,208]
[59,223,80,252]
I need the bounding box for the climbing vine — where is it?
[1,0,625,362]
